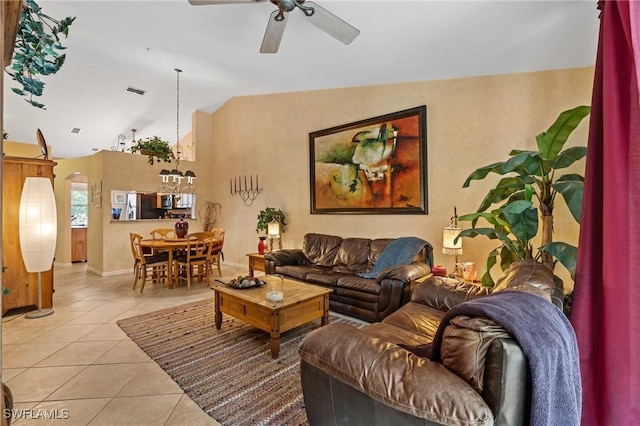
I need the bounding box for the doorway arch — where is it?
[56,172,88,265]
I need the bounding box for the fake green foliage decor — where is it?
[256,207,287,234]
[129,136,175,165]
[2,266,8,295]
[7,0,75,109]
[457,105,590,286]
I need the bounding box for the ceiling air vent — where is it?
[70,127,81,134]
[125,86,145,95]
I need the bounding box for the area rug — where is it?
[116,298,363,426]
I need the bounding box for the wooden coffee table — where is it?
[211,278,332,359]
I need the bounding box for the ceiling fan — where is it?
[188,0,360,53]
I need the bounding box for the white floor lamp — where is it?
[19,177,57,319]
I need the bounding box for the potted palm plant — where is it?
[457,105,590,286]
[130,136,175,165]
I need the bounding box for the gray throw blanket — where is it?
[357,237,432,279]
[430,290,581,426]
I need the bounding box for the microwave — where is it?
[158,194,173,209]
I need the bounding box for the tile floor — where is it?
[2,262,249,425]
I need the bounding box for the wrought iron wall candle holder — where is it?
[230,175,262,206]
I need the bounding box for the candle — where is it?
[244,175,247,190]
[250,175,253,191]
[266,290,284,302]
[234,177,237,193]
[256,174,259,189]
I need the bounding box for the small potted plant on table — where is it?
[256,207,286,253]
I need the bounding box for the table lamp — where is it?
[442,207,463,278]
[267,220,281,251]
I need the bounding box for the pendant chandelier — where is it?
[159,68,196,193]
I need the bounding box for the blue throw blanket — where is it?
[430,291,581,426]
[357,237,432,279]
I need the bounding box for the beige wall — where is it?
[3,140,52,158]
[54,149,213,275]
[42,67,593,285]
[205,67,594,287]
[53,153,102,269]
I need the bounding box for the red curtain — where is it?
[572,1,640,424]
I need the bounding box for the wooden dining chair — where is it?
[186,231,223,276]
[149,228,177,255]
[174,234,213,290]
[130,233,169,293]
[150,228,177,239]
[209,228,225,277]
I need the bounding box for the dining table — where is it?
[139,236,222,288]
[139,238,189,288]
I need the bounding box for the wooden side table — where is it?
[247,253,265,277]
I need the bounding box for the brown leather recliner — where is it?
[298,260,565,426]
[264,233,433,322]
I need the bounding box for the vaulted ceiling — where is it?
[3,1,600,159]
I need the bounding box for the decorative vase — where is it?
[111,208,122,220]
[175,218,189,238]
[431,265,447,277]
[258,236,267,254]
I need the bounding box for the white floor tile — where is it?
[2,263,246,425]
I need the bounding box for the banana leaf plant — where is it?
[457,105,590,285]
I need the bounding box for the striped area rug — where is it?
[116,298,362,426]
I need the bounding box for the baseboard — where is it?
[99,268,132,277]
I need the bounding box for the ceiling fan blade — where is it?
[260,10,288,54]
[188,0,266,5]
[302,1,359,45]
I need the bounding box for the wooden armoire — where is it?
[2,157,56,315]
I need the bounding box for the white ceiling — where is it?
[3,0,600,159]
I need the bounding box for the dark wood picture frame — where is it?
[309,105,428,214]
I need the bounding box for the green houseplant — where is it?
[457,105,590,286]
[129,136,175,165]
[7,0,75,109]
[256,207,287,234]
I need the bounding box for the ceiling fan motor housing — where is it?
[271,0,300,12]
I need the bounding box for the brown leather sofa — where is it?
[298,260,567,426]
[264,233,433,322]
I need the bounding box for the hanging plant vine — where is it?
[6,0,75,109]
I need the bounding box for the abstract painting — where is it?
[309,106,428,214]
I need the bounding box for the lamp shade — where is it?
[19,177,57,273]
[442,226,463,255]
[184,170,196,185]
[267,221,280,237]
[159,169,171,183]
